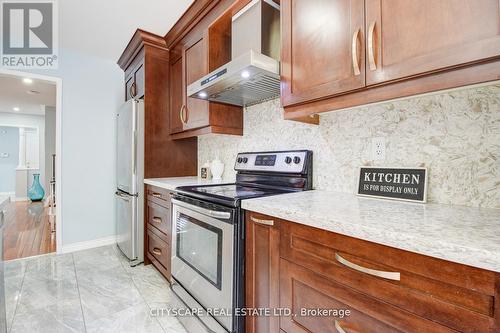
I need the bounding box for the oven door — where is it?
[171,198,235,332]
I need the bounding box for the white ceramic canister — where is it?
[211,158,224,180]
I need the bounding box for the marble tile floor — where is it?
[4,245,188,333]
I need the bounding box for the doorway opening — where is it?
[0,71,61,260]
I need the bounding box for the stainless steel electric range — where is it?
[171,150,313,333]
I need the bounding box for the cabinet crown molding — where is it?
[117,29,168,70]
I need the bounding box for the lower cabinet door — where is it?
[245,212,280,333]
[279,259,455,333]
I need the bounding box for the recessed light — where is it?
[198,92,208,98]
[241,70,251,79]
[22,78,33,84]
[13,107,20,111]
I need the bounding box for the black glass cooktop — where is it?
[176,183,291,207]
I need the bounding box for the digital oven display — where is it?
[255,155,276,166]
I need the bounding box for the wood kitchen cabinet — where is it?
[280,259,456,333]
[117,29,198,179]
[281,0,366,106]
[246,210,500,333]
[125,51,145,100]
[245,212,281,333]
[182,36,211,131]
[145,185,172,280]
[169,10,243,140]
[282,0,500,121]
[118,30,198,277]
[170,56,184,134]
[365,0,500,85]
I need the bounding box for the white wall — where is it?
[0,126,19,193]
[199,84,500,209]
[0,112,46,188]
[44,106,56,192]
[23,47,124,245]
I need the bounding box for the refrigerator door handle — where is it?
[133,129,137,175]
[115,191,133,201]
[132,100,138,177]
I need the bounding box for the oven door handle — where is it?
[172,198,232,220]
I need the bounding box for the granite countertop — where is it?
[242,190,500,273]
[0,196,10,211]
[144,176,233,191]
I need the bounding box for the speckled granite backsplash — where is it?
[199,84,500,209]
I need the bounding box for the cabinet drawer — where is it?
[147,200,171,239]
[280,221,497,332]
[146,185,171,208]
[147,227,171,272]
[280,259,455,333]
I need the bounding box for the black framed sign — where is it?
[357,167,427,203]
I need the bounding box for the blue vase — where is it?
[28,173,45,201]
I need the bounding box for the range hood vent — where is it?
[187,0,280,107]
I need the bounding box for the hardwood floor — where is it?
[3,201,56,260]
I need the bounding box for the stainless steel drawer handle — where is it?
[152,217,162,224]
[152,248,162,256]
[250,216,274,226]
[152,193,163,198]
[335,253,400,281]
[334,320,347,333]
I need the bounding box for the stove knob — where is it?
[242,157,248,163]
[293,156,301,164]
[285,156,292,164]
[237,157,243,163]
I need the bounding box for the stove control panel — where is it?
[234,150,310,173]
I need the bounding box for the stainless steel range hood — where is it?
[187,0,280,107]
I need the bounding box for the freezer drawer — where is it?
[116,191,137,260]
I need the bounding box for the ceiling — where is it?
[0,1,194,116]
[60,0,195,61]
[0,74,56,116]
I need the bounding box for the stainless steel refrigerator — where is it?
[115,99,144,266]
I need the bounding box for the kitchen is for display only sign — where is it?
[357,167,428,203]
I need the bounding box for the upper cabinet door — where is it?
[281,0,366,107]
[134,63,145,99]
[365,0,500,85]
[170,57,184,134]
[125,75,134,101]
[182,37,210,131]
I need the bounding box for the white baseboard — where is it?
[60,235,116,254]
[0,192,15,200]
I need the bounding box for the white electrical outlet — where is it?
[371,137,386,161]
